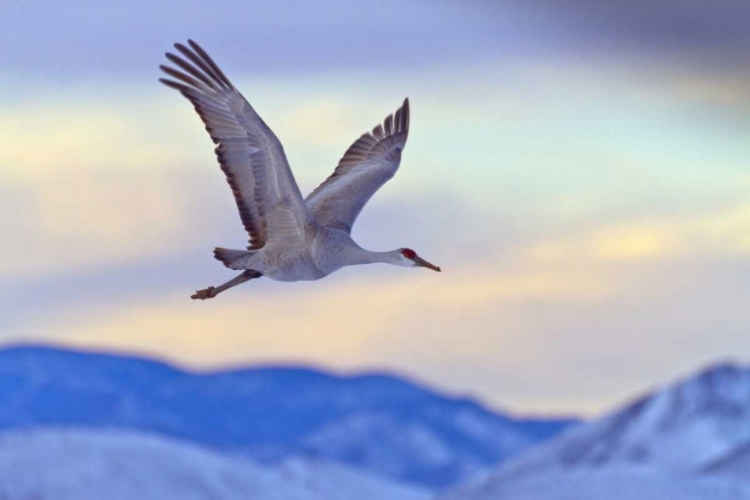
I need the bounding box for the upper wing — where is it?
[159,40,311,249]
[305,99,409,233]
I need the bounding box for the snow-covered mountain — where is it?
[0,345,574,488]
[0,428,430,500]
[441,362,750,500]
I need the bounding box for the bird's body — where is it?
[225,227,349,282]
[224,228,413,282]
[159,40,440,299]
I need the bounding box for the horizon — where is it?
[0,341,744,422]
[3,1,750,417]
[0,341,577,420]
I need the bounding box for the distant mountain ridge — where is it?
[491,362,750,475]
[441,361,750,499]
[0,344,576,488]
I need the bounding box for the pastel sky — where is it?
[2,1,750,417]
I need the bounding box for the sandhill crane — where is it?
[159,40,441,300]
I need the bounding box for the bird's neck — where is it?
[344,246,400,266]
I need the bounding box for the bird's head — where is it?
[397,248,441,272]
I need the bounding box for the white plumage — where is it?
[159,40,440,300]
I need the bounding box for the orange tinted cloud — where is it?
[531,203,750,265]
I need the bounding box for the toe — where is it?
[191,288,210,300]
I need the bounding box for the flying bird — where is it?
[159,40,441,300]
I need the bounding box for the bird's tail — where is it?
[213,247,254,269]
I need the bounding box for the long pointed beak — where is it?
[415,256,441,272]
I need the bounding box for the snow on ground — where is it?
[0,428,431,500]
[441,468,750,500]
[702,441,750,478]
[277,456,429,500]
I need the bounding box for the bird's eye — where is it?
[401,249,416,259]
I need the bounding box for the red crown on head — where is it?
[401,248,416,259]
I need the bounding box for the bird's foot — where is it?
[191,286,216,300]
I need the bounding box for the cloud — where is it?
[0,95,240,279]
[13,230,750,417]
[0,66,531,281]
[13,242,617,403]
[3,10,750,419]
[530,203,750,265]
[0,0,508,78]
[0,97,196,181]
[0,172,193,279]
[509,0,750,67]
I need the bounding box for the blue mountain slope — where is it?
[0,345,577,487]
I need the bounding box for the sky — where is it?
[2,0,750,417]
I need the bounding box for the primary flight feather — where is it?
[159,40,441,300]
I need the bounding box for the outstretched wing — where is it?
[305,99,409,233]
[159,40,311,249]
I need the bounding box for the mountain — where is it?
[0,428,430,500]
[441,362,750,500]
[0,345,575,488]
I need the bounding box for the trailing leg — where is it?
[191,270,262,300]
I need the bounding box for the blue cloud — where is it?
[0,0,507,77]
